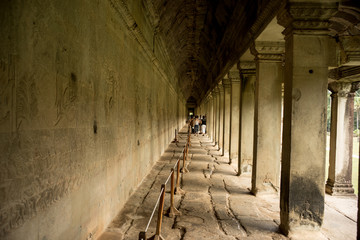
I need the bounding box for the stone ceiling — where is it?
[152,0,283,103]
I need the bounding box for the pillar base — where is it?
[251,183,278,196]
[326,181,355,196]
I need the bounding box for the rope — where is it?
[144,187,164,232]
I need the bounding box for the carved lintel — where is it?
[328,66,360,81]
[338,36,360,66]
[329,3,360,36]
[238,61,256,71]
[277,2,338,36]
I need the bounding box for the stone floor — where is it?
[98,127,357,240]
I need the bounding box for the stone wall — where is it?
[0,0,186,239]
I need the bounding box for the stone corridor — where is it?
[98,126,357,240]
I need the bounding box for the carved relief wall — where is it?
[0,1,186,239]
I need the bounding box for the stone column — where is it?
[208,94,214,141]
[326,81,359,195]
[229,67,241,163]
[238,62,256,175]
[277,2,338,234]
[213,87,220,145]
[250,41,284,195]
[218,81,224,152]
[222,77,231,156]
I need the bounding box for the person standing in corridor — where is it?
[194,115,201,136]
[201,115,206,135]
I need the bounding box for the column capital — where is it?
[218,81,224,92]
[250,41,285,62]
[277,2,338,36]
[222,77,231,88]
[228,65,241,83]
[238,61,256,76]
[351,81,360,93]
[328,81,353,97]
[212,86,219,95]
[228,70,241,83]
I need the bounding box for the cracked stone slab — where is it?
[182,228,236,240]
[239,218,279,235]
[220,219,247,237]
[213,163,236,176]
[192,154,213,162]
[99,129,356,240]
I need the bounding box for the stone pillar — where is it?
[218,81,224,152]
[213,87,220,145]
[250,41,284,195]
[326,81,359,195]
[238,62,256,175]
[229,67,241,163]
[222,77,231,156]
[208,94,214,141]
[277,2,338,234]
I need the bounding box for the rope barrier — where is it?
[144,187,164,233]
[139,126,191,240]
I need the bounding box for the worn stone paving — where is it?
[98,127,357,240]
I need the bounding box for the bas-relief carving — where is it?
[103,66,117,119]
[0,56,15,128]
[289,176,324,228]
[0,55,39,130]
[54,47,78,126]
[292,200,322,227]
[55,72,78,126]
[16,74,39,129]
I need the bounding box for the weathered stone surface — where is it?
[239,73,256,174]
[277,2,338,234]
[97,133,356,240]
[0,2,187,238]
[251,44,283,195]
